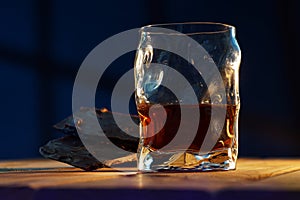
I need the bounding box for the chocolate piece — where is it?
[40,107,140,171]
[40,136,103,171]
[54,107,139,152]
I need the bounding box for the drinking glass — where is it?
[134,22,241,172]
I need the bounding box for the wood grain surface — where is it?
[0,158,300,200]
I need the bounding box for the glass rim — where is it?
[140,22,235,35]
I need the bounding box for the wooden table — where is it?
[1,158,300,200]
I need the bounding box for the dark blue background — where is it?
[0,0,299,159]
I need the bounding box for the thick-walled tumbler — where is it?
[134,22,241,172]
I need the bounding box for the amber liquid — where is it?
[137,103,238,153]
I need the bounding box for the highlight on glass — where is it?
[134,22,241,172]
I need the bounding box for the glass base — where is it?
[138,147,237,172]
